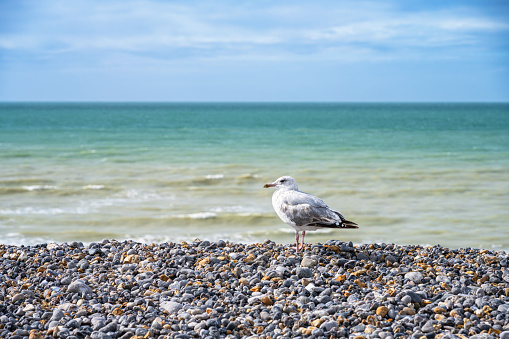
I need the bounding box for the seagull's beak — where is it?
[263,183,275,188]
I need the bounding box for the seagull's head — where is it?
[263,176,298,190]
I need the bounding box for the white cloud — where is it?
[305,13,509,47]
[1,0,507,64]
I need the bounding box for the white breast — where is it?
[272,189,297,227]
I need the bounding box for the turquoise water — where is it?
[1,102,508,250]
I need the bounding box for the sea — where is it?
[1,102,508,251]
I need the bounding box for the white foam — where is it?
[83,185,105,190]
[22,185,59,191]
[205,174,224,180]
[0,206,88,215]
[0,233,56,246]
[187,212,217,219]
[210,205,260,213]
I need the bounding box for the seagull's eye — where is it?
[280,179,286,183]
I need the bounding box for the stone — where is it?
[301,257,318,268]
[421,320,436,333]
[160,301,183,314]
[376,306,389,317]
[49,309,65,322]
[67,280,93,296]
[404,271,424,283]
[399,307,416,315]
[12,293,25,303]
[296,267,313,278]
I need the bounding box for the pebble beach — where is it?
[1,240,508,339]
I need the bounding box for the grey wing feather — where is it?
[281,191,341,227]
[284,190,328,208]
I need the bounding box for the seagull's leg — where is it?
[301,231,306,251]
[295,231,300,252]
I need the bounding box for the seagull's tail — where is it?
[314,219,359,229]
[341,219,359,229]
[334,210,359,229]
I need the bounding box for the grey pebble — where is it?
[49,308,65,322]
[300,257,317,268]
[11,293,25,303]
[421,320,436,333]
[296,267,313,278]
[320,320,338,331]
[404,271,424,283]
[160,301,183,314]
[67,280,93,296]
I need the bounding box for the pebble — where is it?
[404,271,424,283]
[296,266,313,278]
[300,256,317,268]
[67,280,93,296]
[0,240,507,338]
[160,301,183,314]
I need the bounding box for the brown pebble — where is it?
[112,308,123,316]
[311,319,325,327]
[434,307,447,314]
[435,314,446,321]
[399,307,415,316]
[29,330,44,339]
[482,305,492,314]
[301,327,317,335]
[123,254,140,264]
[366,315,377,326]
[489,328,502,335]
[376,306,389,317]
[335,275,346,282]
[365,326,375,334]
[261,296,273,306]
[354,279,366,288]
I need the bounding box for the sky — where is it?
[0,0,508,102]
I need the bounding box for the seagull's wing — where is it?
[279,190,345,227]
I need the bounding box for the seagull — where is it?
[264,176,358,252]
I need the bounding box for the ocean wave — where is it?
[0,180,60,195]
[0,178,56,185]
[0,187,27,195]
[82,184,105,190]
[82,212,278,228]
[0,232,56,246]
[209,205,262,213]
[158,173,262,188]
[175,212,217,219]
[23,185,60,191]
[205,174,224,180]
[0,186,115,197]
[0,206,89,216]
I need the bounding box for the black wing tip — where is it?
[342,219,359,229]
[311,220,359,229]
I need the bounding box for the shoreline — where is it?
[0,240,508,338]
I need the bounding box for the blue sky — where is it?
[0,0,508,101]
